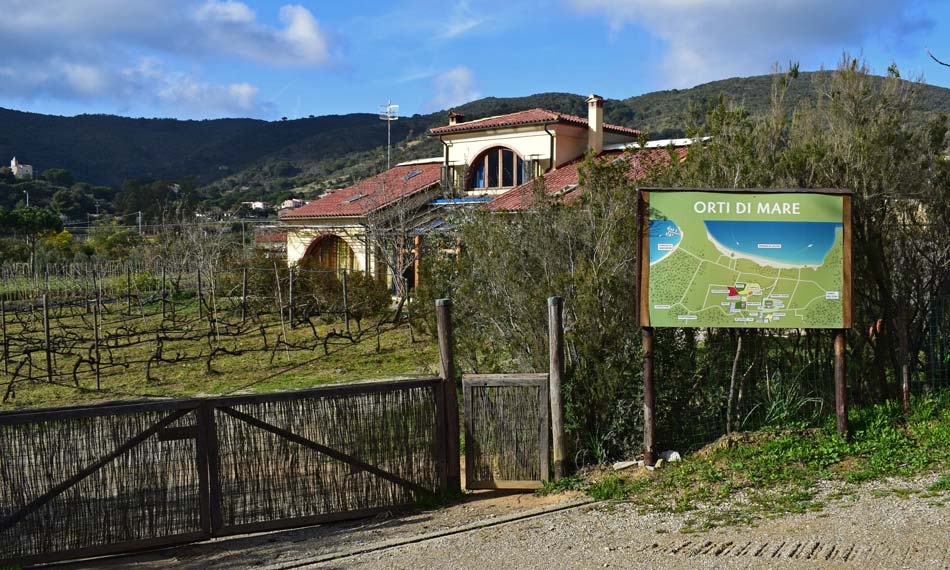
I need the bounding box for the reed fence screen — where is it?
[462,374,550,490]
[0,378,444,566]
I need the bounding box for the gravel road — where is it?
[51,473,949,570]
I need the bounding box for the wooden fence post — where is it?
[548,296,567,480]
[161,266,167,319]
[436,299,461,494]
[834,329,849,435]
[642,326,656,466]
[43,294,53,384]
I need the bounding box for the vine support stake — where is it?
[1,300,7,376]
[288,267,295,330]
[342,269,350,334]
[43,294,53,384]
[196,267,203,319]
[241,267,248,323]
[126,265,132,316]
[94,274,102,391]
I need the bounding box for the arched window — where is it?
[469,147,526,190]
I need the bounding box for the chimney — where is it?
[586,94,604,154]
[448,111,465,126]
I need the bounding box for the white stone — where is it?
[659,450,682,463]
[612,460,638,471]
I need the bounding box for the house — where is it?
[280,198,309,210]
[241,201,270,211]
[280,95,694,285]
[281,161,443,277]
[9,157,33,179]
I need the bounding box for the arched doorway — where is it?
[302,234,357,271]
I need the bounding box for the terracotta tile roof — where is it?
[429,108,640,136]
[280,162,442,219]
[484,147,688,212]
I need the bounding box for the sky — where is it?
[1,0,949,121]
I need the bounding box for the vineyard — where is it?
[0,262,435,409]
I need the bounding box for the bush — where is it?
[344,271,392,329]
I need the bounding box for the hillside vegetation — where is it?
[2,71,949,209]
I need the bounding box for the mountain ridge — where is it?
[2,71,949,208]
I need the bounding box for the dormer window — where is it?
[470,147,526,190]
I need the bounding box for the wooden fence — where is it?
[0,377,446,566]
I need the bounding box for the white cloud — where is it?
[0,0,333,116]
[125,59,276,117]
[276,5,331,65]
[195,1,331,66]
[438,1,487,40]
[426,66,480,111]
[570,0,932,87]
[195,0,256,24]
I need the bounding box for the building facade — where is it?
[9,157,33,179]
[279,95,691,287]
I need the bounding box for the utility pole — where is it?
[379,99,399,171]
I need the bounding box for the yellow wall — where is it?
[442,126,554,168]
[283,218,374,271]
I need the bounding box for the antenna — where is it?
[379,99,399,171]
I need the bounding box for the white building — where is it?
[9,157,33,179]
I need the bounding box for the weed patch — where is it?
[576,394,950,532]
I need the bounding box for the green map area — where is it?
[646,191,846,329]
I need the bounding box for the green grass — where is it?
[929,474,950,492]
[536,475,587,497]
[1,300,438,410]
[569,392,950,532]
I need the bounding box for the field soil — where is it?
[49,473,950,570]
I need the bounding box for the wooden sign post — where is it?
[636,188,854,463]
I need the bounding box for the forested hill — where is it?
[2,71,950,202]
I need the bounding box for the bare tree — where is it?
[360,174,436,321]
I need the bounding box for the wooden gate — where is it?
[207,379,443,536]
[0,400,208,565]
[462,374,550,490]
[0,378,445,566]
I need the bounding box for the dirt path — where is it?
[48,474,949,570]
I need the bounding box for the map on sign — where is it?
[644,191,848,329]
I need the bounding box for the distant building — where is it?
[241,201,270,211]
[9,157,33,179]
[280,198,308,210]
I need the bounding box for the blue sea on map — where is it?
[703,221,842,266]
[650,220,682,263]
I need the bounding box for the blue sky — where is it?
[1,0,948,120]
